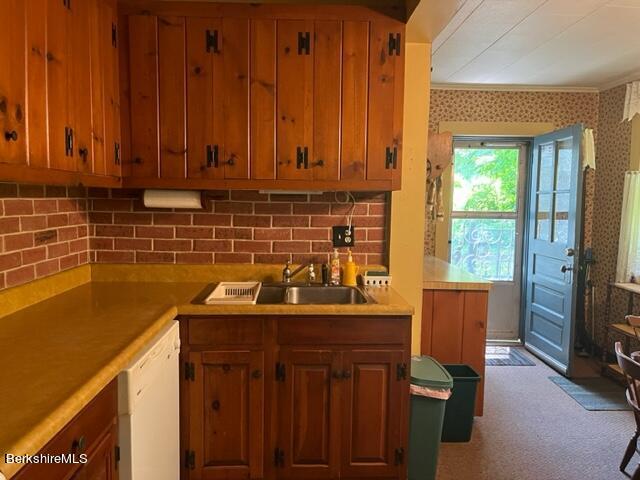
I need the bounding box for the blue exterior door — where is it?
[523,124,583,376]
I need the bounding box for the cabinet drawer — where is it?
[277,317,409,345]
[12,379,117,480]
[188,317,264,345]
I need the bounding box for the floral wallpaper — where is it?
[426,88,600,256]
[591,85,634,349]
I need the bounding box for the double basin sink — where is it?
[257,284,372,305]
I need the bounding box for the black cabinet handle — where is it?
[79,147,89,162]
[206,144,219,168]
[227,157,235,166]
[71,436,86,453]
[342,370,352,380]
[252,369,262,379]
[222,363,231,372]
[297,31,311,55]
[211,400,220,411]
[4,130,17,141]
[332,370,342,380]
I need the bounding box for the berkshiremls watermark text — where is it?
[4,453,88,465]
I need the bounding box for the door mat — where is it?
[486,346,536,366]
[549,376,630,411]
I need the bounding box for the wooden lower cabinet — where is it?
[180,315,411,480]
[13,380,118,480]
[421,289,488,416]
[187,349,265,479]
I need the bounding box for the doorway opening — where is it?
[448,139,529,342]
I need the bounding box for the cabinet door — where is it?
[128,15,159,178]
[70,0,95,174]
[340,21,369,181]
[250,19,276,180]
[0,0,27,166]
[70,422,118,480]
[186,17,249,180]
[341,349,406,478]
[47,0,74,171]
[430,290,465,362]
[276,20,314,180]
[277,348,340,479]
[189,350,264,479]
[310,21,340,181]
[366,21,404,183]
[95,0,121,178]
[158,16,187,179]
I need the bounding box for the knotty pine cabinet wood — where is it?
[420,289,488,416]
[180,315,411,480]
[119,2,405,191]
[12,379,118,480]
[0,0,121,187]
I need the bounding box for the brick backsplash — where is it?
[88,189,389,266]
[0,184,389,291]
[0,183,90,290]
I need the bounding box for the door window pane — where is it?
[450,218,516,281]
[556,139,573,190]
[554,193,570,243]
[538,143,554,192]
[452,148,519,212]
[536,193,552,241]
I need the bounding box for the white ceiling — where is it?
[431,0,640,89]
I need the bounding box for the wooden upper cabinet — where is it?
[0,0,27,166]
[367,21,405,184]
[341,21,369,181]
[46,0,74,172]
[276,20,341,181]
[250,19,277,180]
[187,17,250,180]
[276,20,315,181]
[189,350,264,479]
[117,5,406,191]
[277,348,340,479]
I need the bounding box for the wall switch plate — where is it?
[332,226,355,247]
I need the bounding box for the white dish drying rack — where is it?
[204,282,262,305]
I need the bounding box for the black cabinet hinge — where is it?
[388,33,401,56]
[297,31,311,55]
[112,23,118,47]
[64,127,74,157]
[296,146,309,169]
[63,0,71,10]
[385,146,398,170]
[394,447,405,465]
[206,29,219,53]
[274,447,285,467]
[114,445,120,467]
[114,142,121,165]
[275,362,286,382]
[206,144,219,168]
[185,362,195,381]
[185,450,195,470]
[396,363,407,381]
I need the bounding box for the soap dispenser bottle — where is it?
[343,250,358,287]
[330,248,341,285]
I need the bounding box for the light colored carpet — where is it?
[437,349,635,480]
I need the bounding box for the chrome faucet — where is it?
[282,261,316,284]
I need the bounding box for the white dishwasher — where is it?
[118,321,180,480]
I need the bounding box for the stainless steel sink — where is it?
[256,284,371,305]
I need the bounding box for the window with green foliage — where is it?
[450,146,521,282]
[453,148,519,212]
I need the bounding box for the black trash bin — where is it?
[441,364,481,442]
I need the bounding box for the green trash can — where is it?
[441,364,481,442]
[408,356,453,480]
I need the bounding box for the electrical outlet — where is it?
[332,226,355,247]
